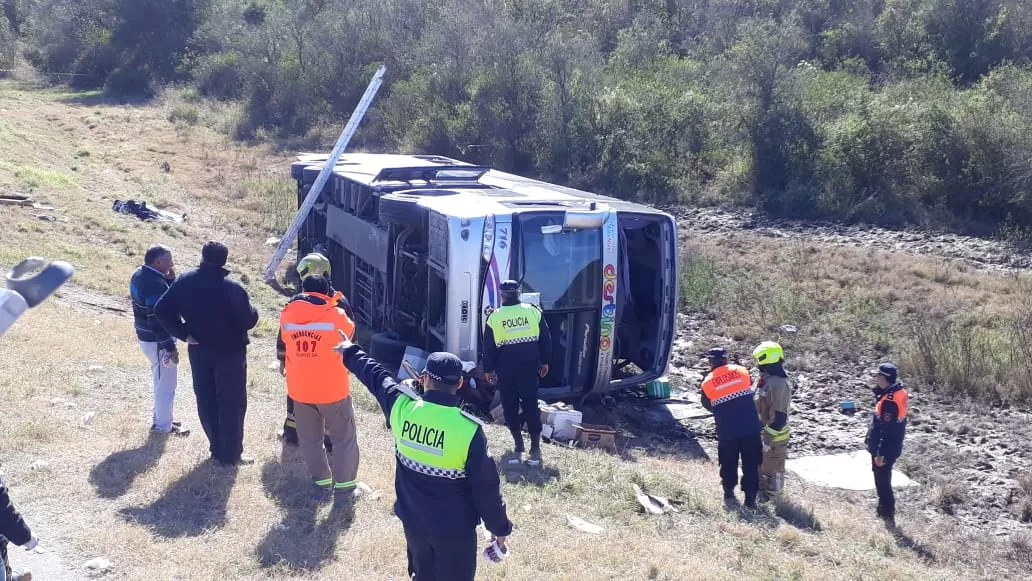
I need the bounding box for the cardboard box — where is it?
[574,423,618,452]
[538,402,582,440]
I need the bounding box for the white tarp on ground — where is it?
[786,450,918,491]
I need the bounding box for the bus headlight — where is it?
[482,214,495,262]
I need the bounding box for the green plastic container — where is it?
[646,376,671,399]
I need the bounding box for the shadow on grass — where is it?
[773,496,823,532]
[255,445,354,571]
[888,522,938,563]
[54,91,152,107]
[499,451,562,487]
[118,459,238,538]
[89,432,167,499]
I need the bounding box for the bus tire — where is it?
[369,331,408,374]
[378,194,425,226]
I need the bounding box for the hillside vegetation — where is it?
[3,0,1032,232]
[5,80,1030,580]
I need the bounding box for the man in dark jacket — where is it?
[483,280,551,466]
[1,476,38,581]
[129,244,189,436]
[155,241,259,466]
[700,347,764,509]
[865,362,908,527]
[333,336,513,581]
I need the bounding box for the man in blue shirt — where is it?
[129,245,189,436]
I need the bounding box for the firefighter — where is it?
[752,341,791,500]
[483,280,552,466]
[333,336,513,581]
[278,274,360,498]
[282,247,355,448]
[700,347,764,509]
[866,362,908,527]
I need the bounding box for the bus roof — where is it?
[292,153,670,217]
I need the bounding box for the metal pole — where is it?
[263,65,387,281]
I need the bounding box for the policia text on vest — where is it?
[335,341,513,581]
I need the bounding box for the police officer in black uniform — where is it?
[334,335,513,581]
[483,280,551,465]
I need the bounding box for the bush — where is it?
[904,306,1032,404]
[196,52,243,101]
[104,63,154,96]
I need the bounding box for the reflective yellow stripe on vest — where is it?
[390,394,478,480]
[764,425,791,442]
[487,304,542,347]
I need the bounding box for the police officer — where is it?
[866,362,908,527]
[483,280,551,466]
[700,347,764,509]
[752,341,791,500]
[278,274,359,499]
[282,248,355,447]
[333,335,513,581]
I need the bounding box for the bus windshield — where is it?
[516,214,602,311]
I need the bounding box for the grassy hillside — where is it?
[7,0,1032,232]
[0,79,1030,580]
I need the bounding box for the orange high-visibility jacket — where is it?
[876,388,909,421]
[279,292,355,404]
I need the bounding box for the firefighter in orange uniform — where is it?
[865,363,908,527]
[277,274,360,499]
[700,347,764,509]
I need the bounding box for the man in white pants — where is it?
[130,245,190,436]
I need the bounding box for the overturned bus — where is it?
[289,153,678,400]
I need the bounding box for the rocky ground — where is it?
[598,207,1032,536]
[666,205,1032,274]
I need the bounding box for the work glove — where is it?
[24,536,39,551]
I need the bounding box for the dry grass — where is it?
[0,79,1021,580]
[680,233,1032,402]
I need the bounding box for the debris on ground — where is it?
[265,237,280,246]
[29,460,49,470]
[84,557,114,576]
[632,483,679,515]
[78,412,96,428]
[0,194,34,206]
[565,514,603,534]
[786,451,918,491]
[112,199,184,222]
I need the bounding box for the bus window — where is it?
[516,214,602,311]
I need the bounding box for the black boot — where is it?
[528,433,542,466]
[508,429,525,464]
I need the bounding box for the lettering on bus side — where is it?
[599,263,617,351]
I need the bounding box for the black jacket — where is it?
[342,345,513,539]
[1,476,32,547]
[866,383,907,460]
[129,265,176,350]
[481,303,552,374]
[154,263,259,353]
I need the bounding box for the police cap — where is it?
[874,362,898,383]
[500,280,520,293]
[424,352,464,384]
